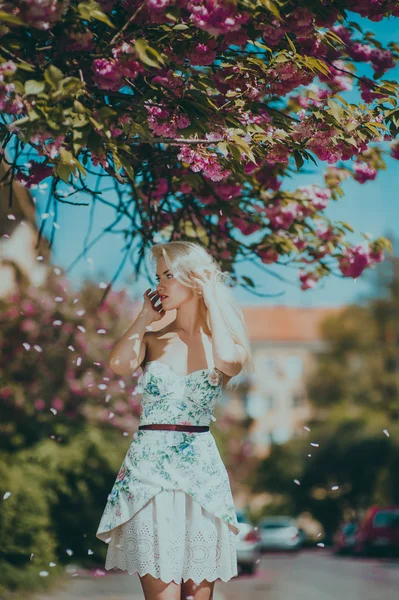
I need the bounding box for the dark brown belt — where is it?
[138,424,209,432]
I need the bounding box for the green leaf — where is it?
[293,150,304,171]
[134,39,165,68]
[77,1,115,27]
[285,34,297,56]
[258,0,281,18]
[242,275,255,288]
[0,10,24,25]
[119,156,135,181]
[44,65,64,90]
[24,80,45,95]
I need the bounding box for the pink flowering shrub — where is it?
[0,268,143,452]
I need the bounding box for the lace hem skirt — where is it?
[103,489,239,585]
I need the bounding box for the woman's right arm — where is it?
[107,288,165,376]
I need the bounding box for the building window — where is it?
[246,391,266,419]
[263,358,276,374]
[284,356,303,380]
[292,392,305,407]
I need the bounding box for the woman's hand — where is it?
[141,288,166,322]
[189,269,218,306]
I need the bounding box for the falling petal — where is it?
[76,309,85,316]
[77,325,86,333]
[304,426,311,432]
[294,479,300,486]
[383,429,390,437]
[331,485,339,490]
[23,343,31,350]
[77,357,82,366]
[7,214,16,220]
[53,320,63,326]
[3,491,11,500]
[50,408,57,415]
[39,571,49,577]
[97,328,107,334]
[54,296,64,302]
[310,442,319,447]
[66,549,74,556]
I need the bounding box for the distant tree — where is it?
[307,255,399,420]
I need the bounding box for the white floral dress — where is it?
[96,360,240,584]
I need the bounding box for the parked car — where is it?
[353,506,399,557]
[333,521,359,555]
[236,509,262,575]
[258,516,303,552]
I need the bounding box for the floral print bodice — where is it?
[137,360,224,427]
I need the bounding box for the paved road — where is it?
[226,549,399,600]
[34,550,399,600]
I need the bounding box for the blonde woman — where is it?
[96,241,253,600]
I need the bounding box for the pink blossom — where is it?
[231,216,263,236]
[187,0,249,36]
[17,0,70,30]
[65,30,94,52]
[179,182,192,194]
[298,185,331,210]
[299,271,318,290]
[35,399,46,411]
[261,18,285,47]
[391,141,399,160]
[369,247,384,263]
[264,202,300,230]
[52,397,64,411]
[188,41,217,66]
[353,162,377,184]
[177,145,230,181]
[258,247,279,264]
[213,183,242,200]
[15,160,53,188]
[359,77,386,103]
[316,224,335,241]
[338,244,371,278]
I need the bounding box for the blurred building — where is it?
[221,306,341,458]
[0,157,50,298]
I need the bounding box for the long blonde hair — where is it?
[149,241,254,390]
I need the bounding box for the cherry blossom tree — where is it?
[0,0,398,296]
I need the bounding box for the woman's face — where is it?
[155,256,195,310]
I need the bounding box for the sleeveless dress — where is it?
[96,360,240,584]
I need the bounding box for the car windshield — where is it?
[261,521,293,529]
[373,510,399,528]
[343,523,357,534]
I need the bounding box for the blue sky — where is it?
[31,13,399,308]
